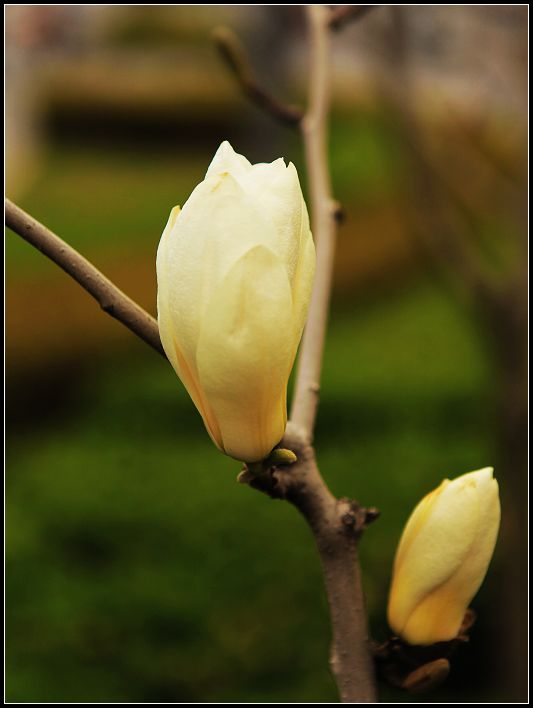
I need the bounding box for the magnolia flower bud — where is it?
[156,141,315,463]
[387,467,500,646]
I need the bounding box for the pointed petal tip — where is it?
[168,204,181,226]
[206,140,252,178]
[217,139,235,155]
[461,466,496,487]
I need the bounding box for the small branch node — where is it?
[331,199,346,224]
[363,506,381,526]
[338,497,367,537]
[374,609,476,694]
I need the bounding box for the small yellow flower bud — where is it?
[387,467,500,646]
[156,141,315,463]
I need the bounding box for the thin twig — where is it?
[328,5,378,31]
[289,6,337,441]
[291,8,377,701]
[213,26,303,127]
[5,198,164,356]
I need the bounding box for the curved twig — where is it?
[289,6,337,440]
[213,26,303,127]
[5,198,164,356]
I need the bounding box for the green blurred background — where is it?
[6,6,527,703]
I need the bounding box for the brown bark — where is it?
[240,423,378,702]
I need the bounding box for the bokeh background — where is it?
[6,6,527,703]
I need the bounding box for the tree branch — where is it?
[290,5,337,441]
[213,26,303,127]
[5,198,164,357]
[291,8,378,697]
[239,423,378,703]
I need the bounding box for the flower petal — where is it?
[196,245,296,461]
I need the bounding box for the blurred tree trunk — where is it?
[486,278,528,701]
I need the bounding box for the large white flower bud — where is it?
[156,141,315,462]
